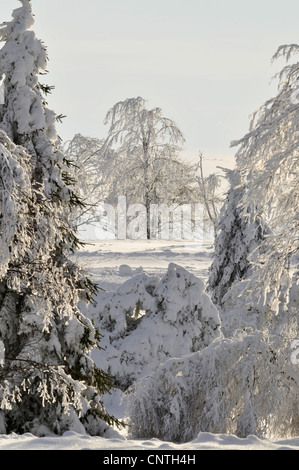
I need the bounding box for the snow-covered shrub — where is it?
[126,328,299,443]
[92,263,221,390]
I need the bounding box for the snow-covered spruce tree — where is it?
[208,168,267,310]
[0,0,120,436]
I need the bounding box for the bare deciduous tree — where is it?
[101,97,195,238]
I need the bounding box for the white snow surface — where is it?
[1,238,299,451]
[1,430,299,450]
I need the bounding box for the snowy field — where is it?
[1,239,299,451]
[2,429,299,450]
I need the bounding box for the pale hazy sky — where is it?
[1,0,299,169]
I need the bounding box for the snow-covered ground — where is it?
[1,239,299,451]
[2,429,299,450]
[73,239,214,292]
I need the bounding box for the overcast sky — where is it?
[1,0,299,170]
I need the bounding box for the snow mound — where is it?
[92,263,221,390]
[118,264,143,277]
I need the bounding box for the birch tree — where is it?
[101,97,196,238]
[230,43,299,313]
[63,133,119,230]
[196,152,224,237]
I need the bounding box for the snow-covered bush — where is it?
[126,327,299,443]
[92,263,221,390]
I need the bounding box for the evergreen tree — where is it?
[208,169,267,308]
[0,0,120,436]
